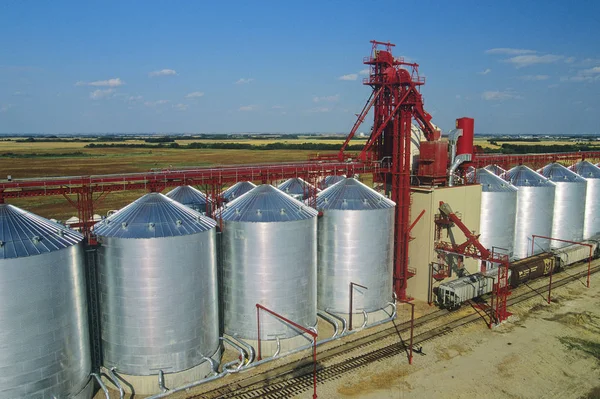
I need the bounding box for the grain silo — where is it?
[0,204,92,399]
[222,181,256,202]
[316,178,395,325]
[569,161,600,239]
[474,169,517,260]
[278,177,318,200]
[221,185,318,356]
[319,175,346,189]
[94,193,219,395]
[539,162,587,248]
[166,185,208,213]
[504,165,556,259]
[483,164,506,176]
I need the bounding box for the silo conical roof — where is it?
[320,175,346,189]
[483,164,506,176]
[569,160,600,179]
[221,184,317,222]
[538,162,587,183]
[222,181,256,201]
[504,165,555,187]
[165,185,207,206]
[277,177,318,196]
[316,178,395,210]
[473,169,517,193]
[0,204,83,259]
[94,192,216,239]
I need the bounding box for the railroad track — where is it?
[191,263,600,399]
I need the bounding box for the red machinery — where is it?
[338,41,441,299]
[434,202,511,325]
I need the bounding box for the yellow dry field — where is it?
[473,138,586,149]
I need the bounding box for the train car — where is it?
[509,253,556,288]
[552,234,600,268]
[437,272,497,310]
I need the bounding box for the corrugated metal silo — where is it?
[569,161,600,239]
[504,165,556,259]
[222,181,256,202]
[221,185,318,355]
[166,185,207,213]
[278,177,318,200]
[539,162,587,248]
[0,205,92,399]
[94,193,219,394]
[316,178,395,316]
[475,169,518,259]
[319,175,346,189]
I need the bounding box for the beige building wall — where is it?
[407,184,482,302]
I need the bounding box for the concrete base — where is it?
[226,330,316,359]
[101,349,222,396]
[72,378,94,399]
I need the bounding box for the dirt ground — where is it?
[320,273,600,399]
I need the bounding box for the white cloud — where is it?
[89,89,115,100]
[313,94,339,103]
[128,95,143,102]
[271,105,284,109]
[485,48,536,55]
[149,69,177,77]
[482,89,522,101]
[13,91,23,96]
[173,103,189,111]
[308,107,331,113]
[519,75,550,81]
[0,104,12,113]
[185,91,205,98]
[338,73,358,81]
[561,66,600,82]
[77,78,124,87]
[144,100,170,107]
[478,68,492,75]
[548,84,560,89]
[565,57,575,64]
[235,78,254,84]
[504,54,563,68]
[239,104,257,111]
[359,68,370,75]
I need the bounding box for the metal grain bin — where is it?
[316,178,395,313]
[94,193,219,383]
[319,175,346,189]
[278,177,318,200]
[0,205,91,399]
[221,185,318,341]
[569,161,600,239]
[222,181,256,202]
[166,185,207,214]
[475,169,517,259]
[483,164,506,176]
[539,162,587,248]
[504,165,556,259]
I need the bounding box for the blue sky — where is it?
[1,0,599,135]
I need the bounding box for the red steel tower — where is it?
[340,41,441,299]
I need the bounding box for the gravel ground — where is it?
[316,270,600,399]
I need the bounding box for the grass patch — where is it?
[558,337,600,363]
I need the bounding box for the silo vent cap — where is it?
[121,222,128,228]
[280,208,286,215]
[0,241,3,247]
[32,235,41,244]
[176,219,182,226]
[148,222,155,229]
[256,209,262,216]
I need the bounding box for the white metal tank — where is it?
[221,185,318,344]
[0,204,92,399]
[569,161,600,239]
[94,193,219,393]
[316,178,395,314]
[222,181,256,202]
[166,185,207,213]
[475,169,518,259]
[539,163,587,248]
[278,177,318,200]
[319,175,346,189]
[504,165,556,259]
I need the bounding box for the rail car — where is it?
[436,234,600,309]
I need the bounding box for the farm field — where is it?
[0,135,593,221]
